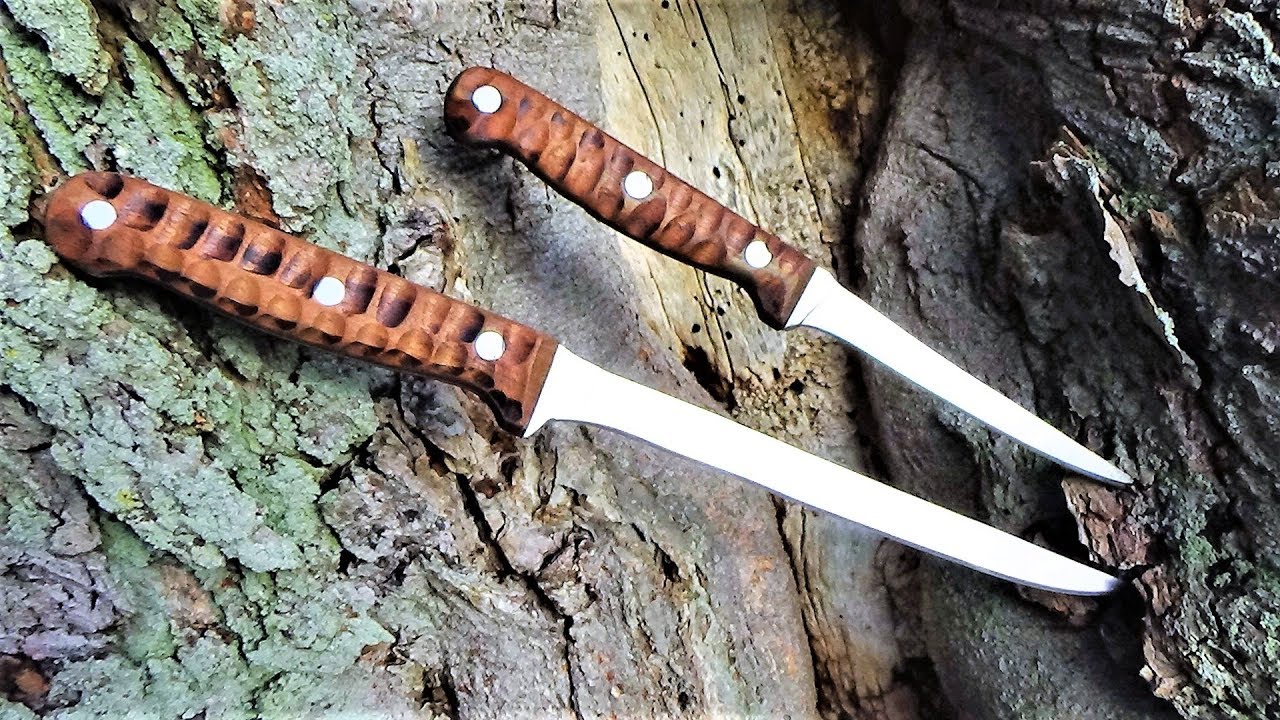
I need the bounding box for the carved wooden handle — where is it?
[444,67,818,329]
[43,172,558,434]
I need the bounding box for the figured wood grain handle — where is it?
[444,67,818,329]
[43,172,558,434]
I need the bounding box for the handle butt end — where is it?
[44,172,129,276]
[444,67,529,150]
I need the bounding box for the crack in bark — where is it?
[0,45,59,186]
[396,410,584,718]
[419,664,461,719]
[771,498,832,717]
[89,0,235,187]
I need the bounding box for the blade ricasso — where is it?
[522,345,580,437]
[782,267,841,329]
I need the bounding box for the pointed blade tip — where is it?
[1070,571,1124,597]
[1105,470,1135,487]
[1017,565,1123,597]
[1079,460,1134,487]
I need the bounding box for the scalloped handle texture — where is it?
[43,172,558,434]
[444,67,818,329]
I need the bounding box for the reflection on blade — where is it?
[526,348,1121,596]
[787,269,1131,486]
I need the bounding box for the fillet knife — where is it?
[42,172,1118,595]
[443,68,1131,487]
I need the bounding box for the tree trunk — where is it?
[0,0,1272,718]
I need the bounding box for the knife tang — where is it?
[43,172,559,434]
[444,67,818,329]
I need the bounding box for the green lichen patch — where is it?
[3,0,109,95]
[0,429,68,553]
[1,208,388,717]
[0,219,380,572]
[0,14,96,174]
[0,700,38,719]
[242,572,393,675]
[98,520,179,662]
[254,666,418,719]
[98,41,222,202]
[135,4,205,105]
[196,2,376,226]
[1113,189,1165,220]
[44,645,258,720]
[0,0,412,714]
[0,465,56,548]
[34,450,397,719]
[0,12,225,199]
[0,83,32,224]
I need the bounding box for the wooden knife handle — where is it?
[444,67,818,329]
[43,172,558,434]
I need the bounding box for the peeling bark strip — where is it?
[0,0,1269,718]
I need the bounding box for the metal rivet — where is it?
[623,171,653,200]
[312,276,346,306]
[471,85,503,114]
[475,330,505,361]
[744,240,772,269]
[80,200,117,230]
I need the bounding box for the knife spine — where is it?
[444,67,818,329]
[43,172,558,434]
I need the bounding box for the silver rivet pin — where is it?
[312,276,346,307]
[80,200,117,230]
[475,330,505,361]
[471,85,503,114]
[744,240,772,269]
[623,171,653,200]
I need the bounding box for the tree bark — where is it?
[0,0,1273,719]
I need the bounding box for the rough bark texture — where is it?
[0,0,1273,719]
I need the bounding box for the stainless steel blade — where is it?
[526,348,1120,596]
[786,269,1131,486]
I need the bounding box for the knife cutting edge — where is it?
[41,172,1119,595]
[443,67,1132,488]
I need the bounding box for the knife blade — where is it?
[41,172,1120,595]
[443,67,1132,487]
